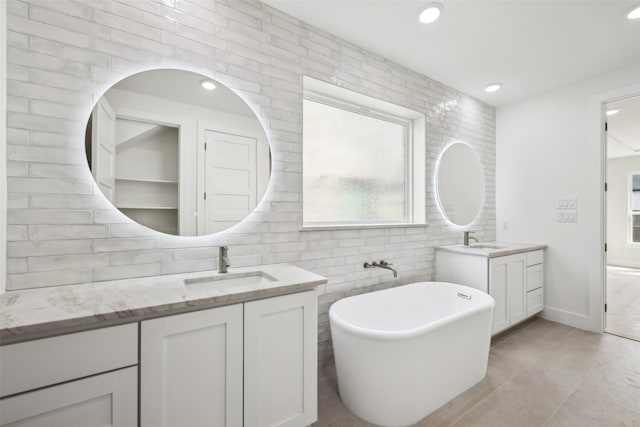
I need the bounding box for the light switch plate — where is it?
[558,211,577,222]
[557,198,578,210]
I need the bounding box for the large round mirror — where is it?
[435,142,484,227]
[85,69,271,236]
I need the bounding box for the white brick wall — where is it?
[1,0,6,294]
[5,0,496,366]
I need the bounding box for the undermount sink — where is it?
[468,244,506,250]
[184,271,278,292]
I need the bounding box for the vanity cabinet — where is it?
[140,289,317,427]
[436,245,545,335]
[0,324,138,427]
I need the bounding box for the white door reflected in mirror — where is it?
[86,69,271,236]
[435,142,485,227]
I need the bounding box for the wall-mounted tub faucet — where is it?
[463,231,479,246]
[219,246,230,273]
[364,260,398,278]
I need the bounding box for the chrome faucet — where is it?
[463,231,479,246]
[218,246,230,273]
[364,260,398,278]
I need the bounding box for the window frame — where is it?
[301,77,426,230]
[629,171,640,245]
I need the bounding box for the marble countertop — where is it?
[0,264,327,345]
[435,241,547,258]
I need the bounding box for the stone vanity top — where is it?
[435,241,547,258]
[0,263,327,345]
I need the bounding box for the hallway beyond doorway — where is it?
[606,265,640,341]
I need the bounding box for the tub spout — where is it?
[365,260,398,278]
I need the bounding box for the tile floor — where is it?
[315,317,640,426]
[606,266,640,341]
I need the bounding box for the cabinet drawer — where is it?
[526,264,543,291]
[0,367,137,427]
[527,288,544,317]
[0,323,138,398]
[526,250,543,266]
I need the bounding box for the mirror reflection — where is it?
[86,69,271,236]
[435,142,484,227]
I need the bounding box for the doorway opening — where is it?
[604,95,640,341]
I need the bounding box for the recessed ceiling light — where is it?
[200,79,216,90]
[417,3,443,24]
[626,4,640,19]
[606,109,620,116]
[485,83,502,93]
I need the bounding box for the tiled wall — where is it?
[5,0,496,365]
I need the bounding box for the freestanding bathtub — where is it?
[329,281,494,427]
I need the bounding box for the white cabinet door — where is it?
[244,290,318,427]
[0,367,137,427]
[141,304,243,427]
[489,257,510,334]
[489,253,526,334]
[507,255,527,325]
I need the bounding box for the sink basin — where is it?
[184,271,278,292]
[469,244,506,250]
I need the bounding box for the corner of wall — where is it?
[1,0,7,294]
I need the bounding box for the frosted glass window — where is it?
[631,173,640,243]
[303,99,408,224]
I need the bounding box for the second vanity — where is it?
[436,242,546,335]
[0,264,326,427]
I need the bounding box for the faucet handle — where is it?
[379,260,393,266]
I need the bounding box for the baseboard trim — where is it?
[607,259,640,269]
[540,306,591,330]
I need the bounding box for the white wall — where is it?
[497,62,640,330]
[607,156,640,267]
[1,0,7,294]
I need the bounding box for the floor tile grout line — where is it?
[541,331,623,426]
[603,330,640,342]
[447,323,576,426]
[539,352,602,425]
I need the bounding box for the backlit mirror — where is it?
[435,142,484,227]
[86,69,271,236]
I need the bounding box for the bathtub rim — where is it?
[329,281,495,340]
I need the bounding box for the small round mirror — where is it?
[435,142,484,227]
[85,69,271,236]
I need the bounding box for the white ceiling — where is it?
[260,0,640,107]
[607,95,640,159]
[113,69,255,117]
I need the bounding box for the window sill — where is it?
[299,223,429,232]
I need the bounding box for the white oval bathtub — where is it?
[329,282,495,427]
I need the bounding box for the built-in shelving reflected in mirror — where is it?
[85,69,271,236]
[435,142,484,227]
